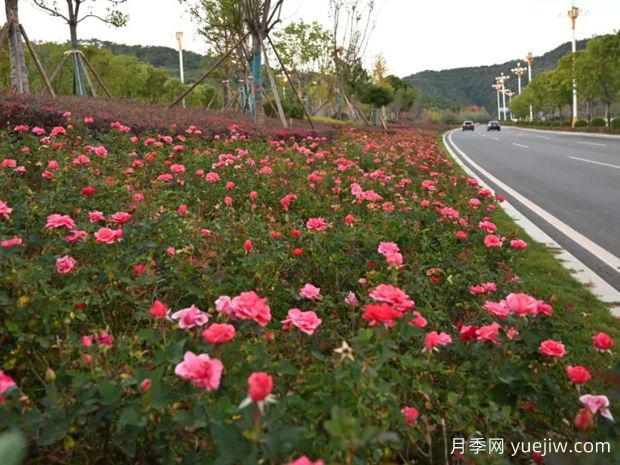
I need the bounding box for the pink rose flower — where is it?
[579,394,613,421]
[344,291,358,308]
[215,296,235,317]
[593,332,614,351]
[363,303,403,328]
[285,457,324,465]
[401,406,419,426]
[424,331,452,351]
[202,323,236,345]
[1,236,22,248]
[299,283,321,300]
[306,217,330,231]
[539,339,566,358]
[368,284,415,312]
[230,291,271,327]
[567,365,591,385]
[46,214,75,230]
[0,201,12,220]
[484,234,503,248]
[94,227,122,244]
[171,305,209,329]
[88,211,105,223]
[248,372,273,402]
[56,255,76,275]
[475,322,501,344]
[0,370,17,403]
[385,252,404,268]
[504,293,539,317]
[149,300,168,319]
[109,212,132,224]
[409,311,427,328]
[282,309,322,335]
[175,351,223,391]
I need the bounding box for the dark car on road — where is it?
[487,121,501,131]
[462,121,475,131]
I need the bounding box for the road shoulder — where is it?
[442,129,620,318]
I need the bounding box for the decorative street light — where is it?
[492,83,502,121]
[511,62,526,94]
[525,52,534,121]
[567,4,581,126]
[176,31,185,108]
[495,72,510,121]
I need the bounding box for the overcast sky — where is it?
[3,0,619,77]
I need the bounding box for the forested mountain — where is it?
[82,39,210,82]
[404,39,587,113]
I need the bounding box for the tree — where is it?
[573,50,598,123]
[4,0,29,92]
[31,0,128,95]
[584,32,620,124]
[272,20,333,115]
[330,0,377,119]
[360,83,393,108]
[31,0,129,51]
[371,53,387,84]
[384,75,418,119]
[550,55,573,118]
[182,0,284,125]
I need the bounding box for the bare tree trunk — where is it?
[5,0,29,93]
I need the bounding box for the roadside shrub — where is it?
[574,119,588,127]
[612,118,620,128]
[591,117,606,127]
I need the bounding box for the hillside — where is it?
[404,39,587,113]
[82,39,210,83]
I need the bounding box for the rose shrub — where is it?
[0,113,618,464]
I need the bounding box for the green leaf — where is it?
[210,421,253,465]
[98,380,122,405]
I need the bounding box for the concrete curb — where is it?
[442,129,620,318]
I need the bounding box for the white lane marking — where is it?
[443,130,620,316]
[569,156,620,170]
[446,130,620,274]
[577,141,607,147]
[491,137,500,141]
[536,135,551,140]
[513,143,529,148]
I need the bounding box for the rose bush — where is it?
[0,113,618,464]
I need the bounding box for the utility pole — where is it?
[525,52,533,121]
[176,31,185,108]
[568,4,580,127]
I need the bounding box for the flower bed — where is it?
[0,115,618,464]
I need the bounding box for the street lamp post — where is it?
[176,31,185,108]
[525,52,533,121]
[511,62,526,94]
[492,83,502,120]
[505,89,514,119]
[568,4,580,127]
[495,72,509,121]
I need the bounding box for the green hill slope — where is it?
[82,39,209,83]
[404,40,587,113]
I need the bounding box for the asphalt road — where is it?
[446,124,620,292]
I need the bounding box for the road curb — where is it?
[442,129,620,318]
[504,126,620,140]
